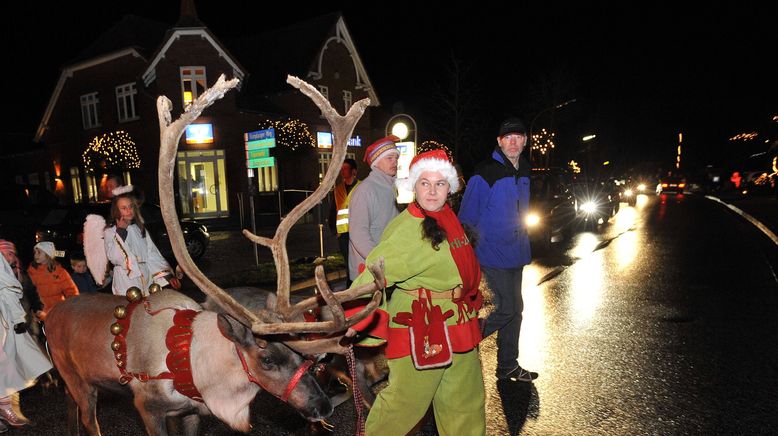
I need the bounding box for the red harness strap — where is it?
[233,344,315,403]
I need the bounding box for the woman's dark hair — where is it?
[110,193,146,237]
[416,202,446,250]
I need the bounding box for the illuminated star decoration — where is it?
[82,131,141,170]
[532,128,556,155]
[257,119,314,151]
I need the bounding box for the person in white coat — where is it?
[0,251,53,430]
[102,186,180,296]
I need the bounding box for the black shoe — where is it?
[496,365,538,382]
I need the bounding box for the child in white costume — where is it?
[85,185,180,296]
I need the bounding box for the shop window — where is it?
[70,167,83,203]
[80,92,100,129]
[180,67,207,109]
[116,82,138,122]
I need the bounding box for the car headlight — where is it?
[580,201,597,214]
[525,213,541,227]
[637,184,646,191]
[624,189,634,197]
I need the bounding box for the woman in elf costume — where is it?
[347,149,485,436]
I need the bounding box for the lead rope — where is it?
[345,344,366,436]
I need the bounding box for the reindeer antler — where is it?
[157,74,384,337]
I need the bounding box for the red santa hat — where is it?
[364,135,400,168]
[397,149,460,193]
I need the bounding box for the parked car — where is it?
[572,180,620,226]
[526,168,578,254]
[656,176,686,194]
[34,202,210,262]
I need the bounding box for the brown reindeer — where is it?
[45,75,385,435]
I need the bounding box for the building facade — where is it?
[22,6,380,227]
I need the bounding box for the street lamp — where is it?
[386,114,417,203]
[529,98,577,166]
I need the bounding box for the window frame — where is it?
[180,66,207,109]
[80,92,100,129]
[115,82,139,123]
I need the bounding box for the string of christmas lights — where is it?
[257,119,314,151]
[82,131,141,170]
[568,160,581,174]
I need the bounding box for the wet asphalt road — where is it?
[13,193,778,435]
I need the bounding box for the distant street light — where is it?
[582,134,597,142]
[529,98,577,166]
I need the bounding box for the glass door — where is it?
[177,150,229,218]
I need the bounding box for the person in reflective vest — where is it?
[329,158,360,286]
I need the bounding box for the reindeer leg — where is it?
[64,387,82,436]
[63,382,101,436]
[135,398,169,436]
[179,413,201,436]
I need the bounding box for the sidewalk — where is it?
[181,222,347,296]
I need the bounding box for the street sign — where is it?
[247,156,275,169]
[246,149,269,159]
[244,128,276,150]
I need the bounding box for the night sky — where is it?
[4,2,776,174]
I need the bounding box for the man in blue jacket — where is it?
[458,117,538,382]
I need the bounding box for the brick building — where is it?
[18,3,381,226]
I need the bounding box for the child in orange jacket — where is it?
[26,242,78,320]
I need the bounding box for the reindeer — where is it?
[44,75,385,435]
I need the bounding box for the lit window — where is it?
[343,90,352,114]
[69,167,83,203]
[115,83,138,122]
[180,67,207,109]
[80,92,100,129]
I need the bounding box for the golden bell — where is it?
[126,287,143,302]
[116,360,125,368]
[148,283,162,294]
[114,305,127,319]
[110,322,123,336]
[111,340,122,351]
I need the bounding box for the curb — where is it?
[705,195,778,246]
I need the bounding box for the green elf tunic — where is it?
[349,203,485,436]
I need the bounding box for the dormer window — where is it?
[180,67,207,109]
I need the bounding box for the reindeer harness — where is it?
[111,298,313,404]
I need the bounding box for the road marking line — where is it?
[705,195,778,246]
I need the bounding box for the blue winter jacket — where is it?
[458,148,531,269]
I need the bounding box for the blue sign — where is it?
[245,128,275,142]
[185,123,214,144]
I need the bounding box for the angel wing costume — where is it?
[84,214,171,296]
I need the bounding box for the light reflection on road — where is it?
[520,264,548,372]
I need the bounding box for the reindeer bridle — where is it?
[232,345,317,403]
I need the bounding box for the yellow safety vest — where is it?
[335,179,360,234]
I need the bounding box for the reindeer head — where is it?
[216,313,332,422]
[156,75,385,354]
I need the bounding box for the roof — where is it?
[69,15,168,65]
[228,13,379,109]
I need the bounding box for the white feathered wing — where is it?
[83,214,108,285]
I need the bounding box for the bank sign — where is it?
[244,128,276,168]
